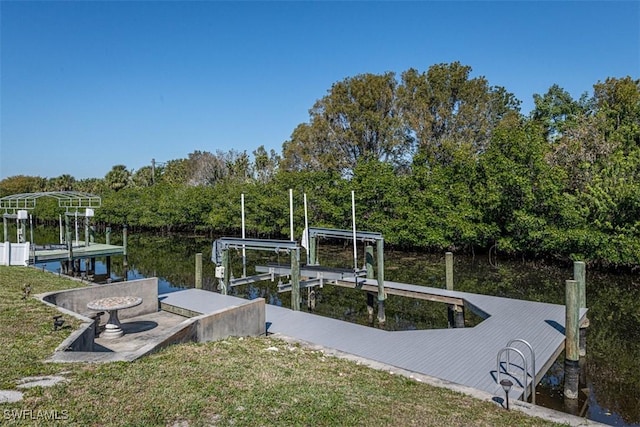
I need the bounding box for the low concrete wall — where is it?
[41,278,158,325]
[37,297,96,352]
[196,298,265,342]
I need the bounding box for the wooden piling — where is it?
[376,238,386,324]
[66,222,73,275]
[445,252,453,291]
[291,247,300,311]
[445,252,464,328]
[195,253,203,289]
[221,250,230,295]
[122,225,128,281]
[564,279,580,399]
[365,245,375,322]
[309,235,317,265]
[574,261,588,357]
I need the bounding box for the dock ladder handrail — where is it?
[496,347,528,403]
[506,338,536,405]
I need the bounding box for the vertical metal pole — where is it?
[59,214,63,244]
[376,238,386,324]
[106,226,111,245]
[241,193,246,277]
[303,193,309,262]
[351,190,358,271]
[291,247,300,311]
[564,279,580,400]
[29,214,34,244]
[195,253,203,289]
[289,189,294,242]
[84,215,89,247]
[3,216,7,242]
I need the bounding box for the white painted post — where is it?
[303,193,309,262]
[289,189,294,242]
[241,193,246,277]
[351,190,357,271]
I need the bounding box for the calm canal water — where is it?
[34,229,640,426]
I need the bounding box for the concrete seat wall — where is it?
[42,278,158,323]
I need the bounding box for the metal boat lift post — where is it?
[212,237,302,310]
[306,227,386,323]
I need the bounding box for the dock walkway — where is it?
[161,281,585,401]
[32,242,124,264]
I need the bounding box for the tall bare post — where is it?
[195,253,203,289]
[564,279,580,400]
[376,238,386,324]
[3,215,8,242]
[574,261,588,357]
[291,247,300,311]
[241,194,246,278]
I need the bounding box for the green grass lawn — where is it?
[0,266,562,426]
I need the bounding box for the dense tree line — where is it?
[2,63,639,267]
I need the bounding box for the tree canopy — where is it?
[2,65,639,267]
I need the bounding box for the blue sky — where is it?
[1,1,638,180]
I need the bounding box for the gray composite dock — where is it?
[159,281,586,401]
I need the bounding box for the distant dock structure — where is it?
[0,191,127,281]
